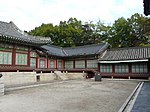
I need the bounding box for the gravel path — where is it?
[0,80,138,112]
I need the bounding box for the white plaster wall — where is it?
[2,72,36,86]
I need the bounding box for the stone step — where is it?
[54,71,68,80]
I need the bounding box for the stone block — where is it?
[39,73,55,82]
[0,92,4,96]
[0,83,4,88]
[0,77,4,96]
[66,73,85,79]
[0,87,4,93]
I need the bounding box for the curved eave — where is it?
[62,53,99,58]
[96,43,109,54]
[0,35,50,46]
[99,59,149,63]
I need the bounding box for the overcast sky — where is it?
[0,0,144,31]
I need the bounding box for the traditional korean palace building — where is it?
[0,21,150,86]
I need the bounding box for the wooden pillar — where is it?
[98,63,100,72]
[112,64,115,79]
[85,59,87,69]
[27,48,30,67]
[73,59,75,69]
[47,57,49,68]
[62,60,65,69]
[55,59,57,69]
[128,63,132,79]
[44,58,47,68]
[36,57,39,68]
[12,46,16,66]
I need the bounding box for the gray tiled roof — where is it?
[100,46,150,61]
[0,21,51,46]
[41,45,64,56]
[41,43,108,57]
[63,43,108,56]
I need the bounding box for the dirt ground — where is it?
[0,79,138,112]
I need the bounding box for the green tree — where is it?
[127,13,149,47]
[58,18,83,47]
[95,20,111,43]
[81,21,108,45]
[28,13,149,48]
[107,17,129,48]
[106,13,149,48]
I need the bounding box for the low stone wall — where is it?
[2,72,86,87]
[37,72,85,82]
[2,72,36,86]
[0,76,4,96]
[37,73,56,82]
[66,73,85,79]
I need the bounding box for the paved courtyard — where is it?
[0,80,138,112]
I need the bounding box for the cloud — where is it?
[0,0,143,31]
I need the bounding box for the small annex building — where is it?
[99,46,150,79]
[0,21,150,86]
